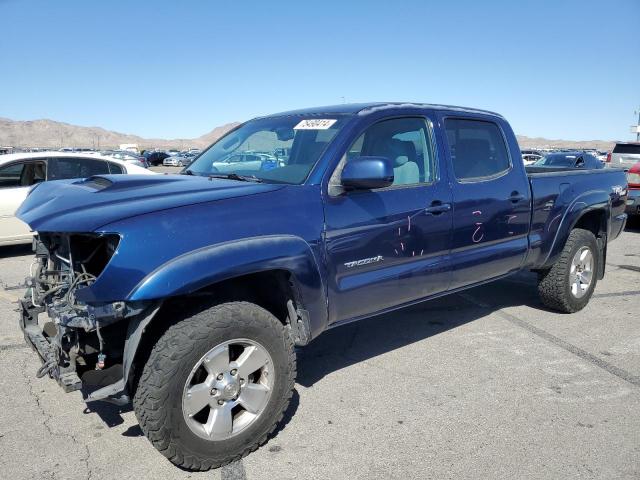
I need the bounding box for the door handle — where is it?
[509,192,525,203]
[425,202,451,215]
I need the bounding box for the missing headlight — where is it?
[29,233,120,310]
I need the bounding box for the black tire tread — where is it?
[537,228,598,313]
[132,301,296,471]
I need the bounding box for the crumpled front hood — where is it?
[17,174,285,232]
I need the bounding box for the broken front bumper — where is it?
[19,297,82,392]
[19,293,160,402]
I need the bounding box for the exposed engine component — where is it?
[28,233,118,312]
[21,233,150,393]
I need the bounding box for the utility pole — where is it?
[636,108,640,142]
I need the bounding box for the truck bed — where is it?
[525,166,624,176]
[524,166,628,270]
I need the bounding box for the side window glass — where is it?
[1,161,47,187]
[347,135,364,161]
[30,162,47,185]
[50,158,109,179]
[347,117,435,186]
[50,158,82,179]
[0,162,26,188]
[444,118,511,181]
[78,159,110,176]
[108,162,124,174]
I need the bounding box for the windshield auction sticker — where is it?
[294,119,337,130]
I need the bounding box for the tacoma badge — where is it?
[344,255,384,268]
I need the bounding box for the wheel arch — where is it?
[121,235,326,394]
[124,266,318,401]
[543,190,610,272]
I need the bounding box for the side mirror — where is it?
[341,156,394,190]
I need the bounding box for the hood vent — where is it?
[77,176,113,191]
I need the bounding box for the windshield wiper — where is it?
[180,169,194,175]
[208,173,263,183]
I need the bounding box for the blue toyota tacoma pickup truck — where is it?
[16,103,628,470]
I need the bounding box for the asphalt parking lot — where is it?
[1,222,639,480]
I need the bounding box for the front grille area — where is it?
[29,233,120,310]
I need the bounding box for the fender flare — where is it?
[85,236,327,403]
[127,234,327,337]
[543,189,610,268]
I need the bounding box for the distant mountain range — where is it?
[514,136,614,151]
[0,117,616,152]
[0,117,241,150]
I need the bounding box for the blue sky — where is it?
[1,0,638,141]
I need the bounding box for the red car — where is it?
[626,162,640,216]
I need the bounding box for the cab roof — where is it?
[263,102,503,118]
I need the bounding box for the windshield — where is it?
[186,115,349,184]
[534,154,577,167]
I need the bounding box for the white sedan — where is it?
[0,152,154,246]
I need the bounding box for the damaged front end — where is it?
[19,232,158,403]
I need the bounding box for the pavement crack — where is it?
[82,444,93,480]
[20,358,93,479]
[21,357,56,437]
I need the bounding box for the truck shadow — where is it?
[625,216,640,233]
[82,399,135,431]
[0,244,32,259]
[82,386,301,441]
[81,271,547,438]
[297,271,543,388]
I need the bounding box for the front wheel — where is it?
[537,228,599,313]
[132,301,296,470]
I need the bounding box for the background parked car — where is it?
[595,150,609,163]
[163,151,199,167]
[144,150,171,166]
[625,162,640,217]
[101,150,149,168]
[211,152,280,173]
[531,151,604,169]
[606,142,640,169]
[521,149,543,165]
[0,152,153,246]
[163,153,189,167]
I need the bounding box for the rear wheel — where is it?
[133,301,296,470]
[537,228,599,313]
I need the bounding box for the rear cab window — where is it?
[444,118,511,181]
